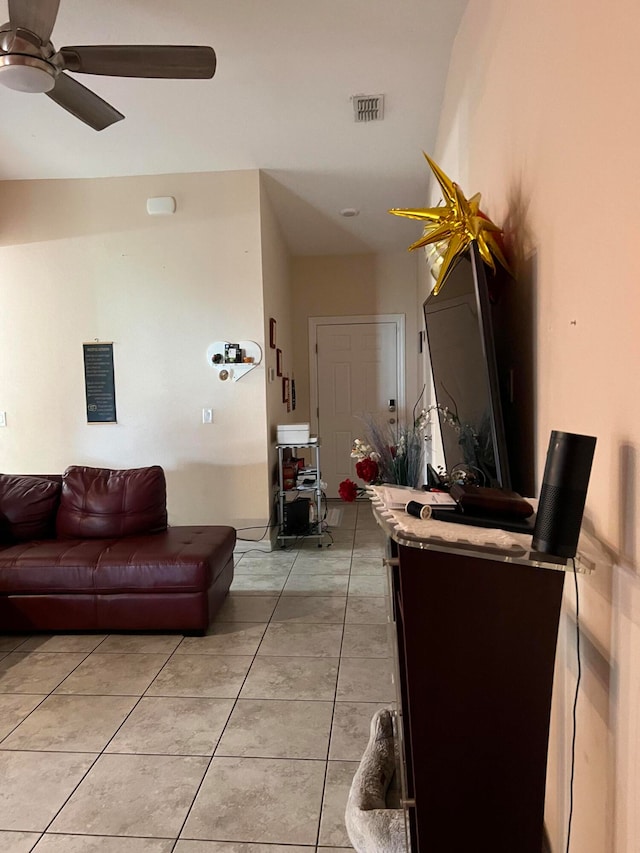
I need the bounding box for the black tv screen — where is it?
[423,242,511,489]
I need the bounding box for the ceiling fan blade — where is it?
[8,0,60,41]
[46,72,124,131]
[59,45,216,79]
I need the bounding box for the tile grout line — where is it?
[32,637,190,840]
[172,535,306,845]
[314,512,351,851]
[1,506,385,849]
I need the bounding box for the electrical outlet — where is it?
[202,408,213,424]
[0,411,6,427]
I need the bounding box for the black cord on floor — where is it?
[566,557,581,853]
[236,502,278,541]
[236,490,334,546]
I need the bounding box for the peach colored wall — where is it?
[436,2,640,850]
[0,171,273,531]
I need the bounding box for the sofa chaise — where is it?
[0,465,235,633]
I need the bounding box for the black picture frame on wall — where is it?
[276,348,283,376]
[269,318,277,349]
[83,342,117,424]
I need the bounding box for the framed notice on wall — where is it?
[83,342,117,423]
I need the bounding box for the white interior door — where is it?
[314,319,401,497]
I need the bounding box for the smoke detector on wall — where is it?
[351,94,384,122]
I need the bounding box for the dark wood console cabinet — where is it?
[378,506,569,853]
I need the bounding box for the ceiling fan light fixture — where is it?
[0,54,55,92]
[0,1,217,128]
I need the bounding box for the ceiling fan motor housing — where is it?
[0,24,58,92]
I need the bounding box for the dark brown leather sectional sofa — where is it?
[0,465,235,633]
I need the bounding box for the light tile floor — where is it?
[0,500,394,852]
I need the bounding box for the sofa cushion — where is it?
[0,538,114,593]
[0,526,235,595]
[0,474,61,543]
[91,526,236,593]
[56,465,168,539]
[94,526,236,593]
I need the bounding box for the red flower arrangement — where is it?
[337,418,428,502]
[338,478,360,502]
[338,442,382,501]
[355,457,379,485]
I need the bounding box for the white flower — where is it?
[350,438,375,461]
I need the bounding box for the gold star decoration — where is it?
[389,152,511,295]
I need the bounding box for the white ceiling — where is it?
[0,0,468,255]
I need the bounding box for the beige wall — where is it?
[291,250,420,426]
[259,176,294,539]
[437,2,640,850]
[0,168,417,539]
[0,170,273,531]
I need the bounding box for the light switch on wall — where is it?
[0,411,6,427]
[202,408,213,424]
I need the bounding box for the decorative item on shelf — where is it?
[269,318,277,349]
[224,343,243,363]
[338,415,430,501]
[431,464,478,489]
[418,402,495,487]
[388,152,512,296]
[282,461,297,490]
[206,341,262,381]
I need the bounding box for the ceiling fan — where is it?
[0,0,216,130]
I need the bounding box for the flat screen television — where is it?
[423,242,512,489]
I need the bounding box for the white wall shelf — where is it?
[207,340,262,381]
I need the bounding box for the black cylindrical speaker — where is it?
[532,431,597,558]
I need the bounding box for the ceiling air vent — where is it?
[352,94,384,122]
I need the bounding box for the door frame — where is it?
[308,314,406,437]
